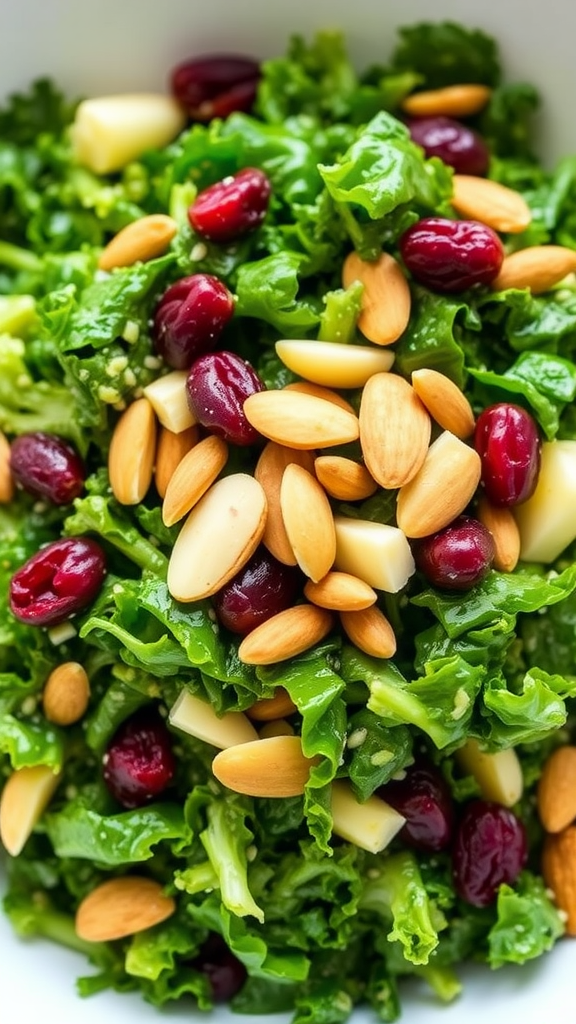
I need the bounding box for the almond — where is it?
[254,442,316,565]
[98,214,177,271]
[211,735,320,797]
[537,746,576,833]
[246,687,297,722]
[451,174,532,234]
[340,606,396,659]
[162,434,229,526]
[258,719,295,739]
[283,381,356,414]
[396,431,482,538]
[342,250,411,346]
[238,604,334,665]
[411,368,475,439]
[359,372,431,489]
[304,571,377,611]
[0,430,14,503]
[244,389,359,449]
[280,463,336,582]
[154,425,199,499]
[401,83,492,118]
[476,495,520,572]
[0,764,61,857]
[492,245,576,294]
[314,455,377,502]
[75,876,176,942]
[42,661,91,726]
[108,397,157,505]
[542,827,576,935]
[276,339,394,388]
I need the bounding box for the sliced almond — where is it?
[396,431,482,538]
[244,390,359,450]
[304,571,377,611]
[238,605,334,665]
[0,765,61,857]
[246,687,297,722]
[98,214,177,271]
[451,174,532,234]
[167,473,267,602]
[276,339,394,389]
[283,381,356,414]
[334,516,415,593]
[154,425,199,499]
[143,371,197,433]
[42,662,90,726]
[340,606,397,659]
[331,779,406,854]
[342,250,411,346]
[359,372,431,489]
[169,689,258,748]
[211,735,320,797]
[108,397,157,505]
[455,739,523,808]
[314,455,377,502]
[254,442,316,565]
[492,245,576,294]
[411,368,475,439]
[537,746,576,833]
[0,429,14,503]
[476,495,520,572]
[542,827,576,935]
[280,463,336,582]
[258,719,295,739]
[162,434,229,527]
[75,876,176,942]
[401,83,492,118]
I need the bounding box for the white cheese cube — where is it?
[143,371,197,433]
[169,690,258,749]
[333,516,415,592]
[514,440,576,563]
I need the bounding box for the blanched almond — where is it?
[169,689,258,748]
[276,339,394,388]
[246,687,297,722]
[537,746,576,833]
[238,605,334,665]
[75,876,176,942]
[108,397,157,505]
[314,455,377,501]
[143,370,197,433]
[304,571,377,611]
[401,83,491,118]
[331,779,406,853]
[451,174,532,234]
[211,735,319,797]
[342,250,411,346]
[162,434,228,526]
[154,425,199,499]
[244,389,359,449]
[340,606,397,659]
[334,516,415,593]
[254,442,316,565]
[359,373,431,489]
[411,368,475,439]
[0,430,14,503]
[280,463,336,582]
[283,381,355,414]
[492,245,576,294]
[476,496,520,572]
[0,765,61,856]
[396,432,481,538]
[43,662,90,726]
[98,214,177,271]
[456,739,523,808]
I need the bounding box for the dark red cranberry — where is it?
[9,536,106,627]
[152,273,234,370]
[102,706,176,809]
[378,761,454,851]
[188,168,272,243]
[413,516,495,591]
[407,116,490,176]
[190,934,247,1003]
[399,217,504,292]
[171,55,260,121]
[186,350,265,446]
[452,800,528,906]
[474,403,541,507]
[213,546,302,636]
[10,432,85,505]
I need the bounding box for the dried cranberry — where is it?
[186,350,265,446]
[452,799,527,906]
[9,536,106,627]
[213,546,302,636]
[171,55,260,121]
[413,516,495,591]
[399,217,504,292]
[474,403,541,507]
[379,761,454,851]
[188,168,272,243]
[152,273,234,370]
[407,116,490,176]
[190,934,247,1002]
[103,706,176,809]
[10,432,85,505]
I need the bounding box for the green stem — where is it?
[0,240,43,273]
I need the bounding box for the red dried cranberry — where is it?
[9,536,106,627]
[171,55,260,121]
[190,934,247,1002]
[407,116,490,176]
[188,168,271,243]
[474,403,541,507]
[413,516,495,591]
[452,799,528,906]
[103,706,176,809]
[399,217,504,292]
[10,432,85,505]
[213,546,302,636]
[152,273,234,370]
[378,761,454,851]
[186,350,265,446]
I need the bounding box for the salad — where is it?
[2,18,576,1023]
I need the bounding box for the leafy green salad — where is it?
[3,19,576,1024]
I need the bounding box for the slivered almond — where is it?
[396,431,482,538]
[476,496,520,572]
[401,83,492,118]
[98,214,177,271]
[75,876,176,942]
[259,719,295,739]
[167,473,267,602]
[43,661,90,726]
[342,250,411,346]
[276,339,394,389]
[154,425,199,499]
[169,689,258,748]
[411,368,475,439]
[451,174,532,234]
[492,245,576,294]
[537,746,576,833]
[108,397,157,505]
[211,735,320,797]
[244,390,359,449]
[255,442,316,565]
[304,571,377,611]
[542,827,576,935]
[340,606,396,659]
[314,455,377,502]
[246,687,297,722]
[238,605,334,665]
[143,370,197,433]
[331,780,406,854]
[334,516,415,592]
[162,434,229,526]
[359,373,431,489]
[280,463,336,582]
[0,765,61,856]
[0,430,14,503]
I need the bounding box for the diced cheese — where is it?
[331,779,406,854]
[71,93,186,174]
[514,440,576,563]
[168,690,258,749]
[143,371,197,433]
[455,739,523,807]
[333,516,415,592]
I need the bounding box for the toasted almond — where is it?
[396,431,482,538]
[167,473,267,602]
[211,735,320,797]
[451,174,532,234]
[108,397,157,505]
[542,827,576,935]
[476,495,520,572]
[411,368,475,439]
[283,381,356,414]
[276,339,395,389]
[244,390,359,450]
[238,605,334,665]
[169,690,258,748]
[334,516,415,592]
[401,83,492,118]
[42,662,90,726]
[246,688,298,722]
[75,876,176,942]
[162,434,229,526]
[254,442,316,565]
[492,245,576,294]
[304,571,377,611]
[0,429,14,503]
[537,746,576,833]
[340,606,396,659]
[359,373,431,489]
[455,739,523,807]
[342,250,411,346]
[314,455,377,502]
[0,765,61,857]
[280,463,336,582]
[154,425,200,499]
[331,780,406,854]
[98,214,177,271]
[258,719,295,739]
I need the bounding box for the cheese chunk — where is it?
[514,440,576,563]
[334,516,415,592]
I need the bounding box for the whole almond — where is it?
[43,661,90,726]
[359,373,431,489]
[108,397,157,505]
[75,876,176,942]
[258,719,295,739]
[254,441,316,565]
[238,604,334,665]
[280,463,336,582]
[276,339,395,389]
[244,390,359,449]
[451,174,532,234]
[411,368,475,439]
[154,425,199,498]
[396,431,482,538]
[211,735,320,797]
[476,496,520,572]
[340,606,397,659]
[98,214,177,271]
[0,764,61,857]
[542,827,576,935]
[283,381,356,414]
[162,434,229,526]
[401,83,491,118]
[304,571,377,611]
[342,250,411,346]
[246,687,297,721]
[314,455,377,502]
[0,430,14,503]
[537,746,576,833]
[492,245,576,294]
